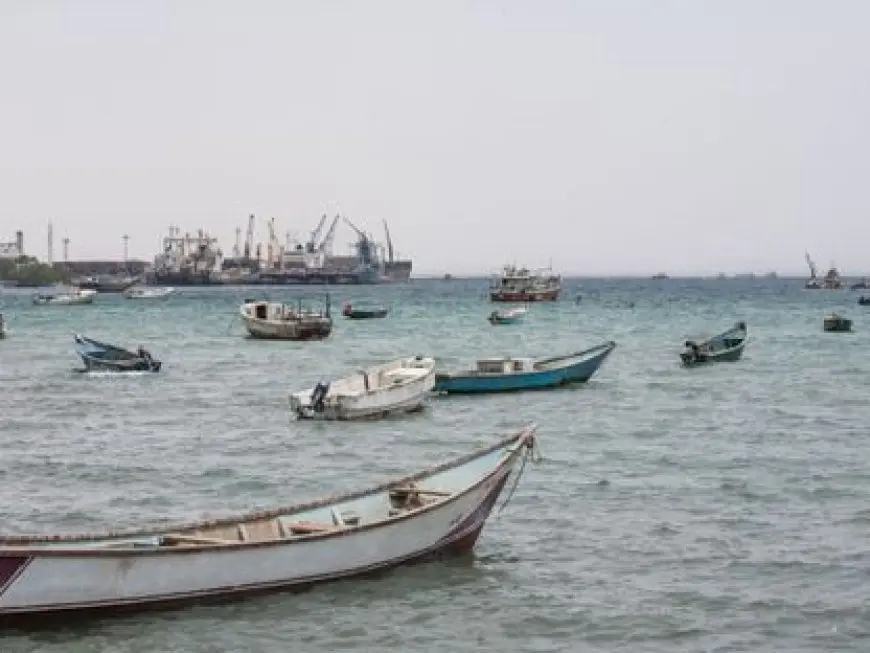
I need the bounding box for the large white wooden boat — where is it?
[240,297,333,340]
[0,426,537,625]
[290,356,437,420]
[32,288,97,306]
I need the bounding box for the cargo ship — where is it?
[147,215,412,286]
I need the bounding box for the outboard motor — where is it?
[310,382,330,413]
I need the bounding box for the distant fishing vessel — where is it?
[823,313,852,332]
[487,307,527,325]
[239,296,333,340]
[652,272,669,280]
[123,286,175,300]
[804,252,843,289]
[76,274,138,293]
[490,265,560,302]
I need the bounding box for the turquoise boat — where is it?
[434,341,616,394]
[680,321,747,366]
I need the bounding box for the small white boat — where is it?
[240,297,333,341]
[290,356,437,420]
[0,426,537,625]
[122,286,175,299]
[32,288,97,306]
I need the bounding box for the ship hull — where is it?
[149,272,224,286]
[490,289,559,302]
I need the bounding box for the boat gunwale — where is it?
[0,426,536,553]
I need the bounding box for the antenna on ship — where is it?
[47,221,54,267]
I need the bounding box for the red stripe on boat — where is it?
[0,556,32,597]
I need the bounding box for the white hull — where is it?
[124,287,174,299]
[32,290,96,306]
[0,428,536,623]
[290,357,437,420]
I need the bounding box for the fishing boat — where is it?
[851,278,870,290]
[0,313,6,339]
[804,252,844,289]
[823,313,852,332]
[490,265,561,302]
[289,356,436,420]
[487,307,527,325]
[32,288,96,306]
[73,334,162,372]
[859,296,870,306]
[680,321,747,366]
[122,286,175,300]
[240,296,332,341]
[434,341,616,394]
[0,426,537,625]
[341,302,389,319]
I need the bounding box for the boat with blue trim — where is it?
[433,341,616,394]
[73,334,162,372]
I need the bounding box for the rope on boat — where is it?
[497,436,541,518]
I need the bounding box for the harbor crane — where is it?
[306,214,328,253]
[383,219,394,263]
[244,214,256,260]
[317,214,341,255]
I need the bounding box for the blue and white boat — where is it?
[433,341,616,394]
[74,334,162,372]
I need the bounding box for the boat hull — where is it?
[434,342,615,394]
[0,430,534,625]
[291,358,436,420]
[74,335,162,373]
[681,341,746,366]
[490,289,559,302]
[343,309,389,319]
[32,291,96,306]
[241,316,332,340]
[680,322,748,366]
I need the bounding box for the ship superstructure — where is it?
[150,227,224,285]
[490,264,561,302]
[804,251,843,289]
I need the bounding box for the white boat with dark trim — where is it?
[122,286,175,300]
[290,356,437,420]
[32,288,96,306]
[240,296,333,340]
[0,426,537,625]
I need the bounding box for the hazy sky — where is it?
[2,1,869,276]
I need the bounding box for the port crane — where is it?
[244,214,255,260]
[306,214,328,253]
[317,214,341,255]
[383,219,394,263]
[342,216,377,265]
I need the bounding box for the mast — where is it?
[383,219,394,263]
[805,251,817,279]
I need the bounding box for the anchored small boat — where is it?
[680,321,747,367]
[342,302,389,319]
[240,296,332,341]
[0,426,537,626]
[823,313,852,332]
[858,296,870,306]
[680,321,747,366]
[488,307,527,325]
[32,288,96,306]
[73,334,162,372]
[290,356,436,420]
[434,341,616,394]
[123,286,175,300]
[0,313,6,339]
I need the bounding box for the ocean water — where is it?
[1,278,870,652]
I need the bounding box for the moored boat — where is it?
[487,307,527,325]
[434,341,616,394]
[290,356,436,420]
[680,321,747,366]
[490,265,561,302]
[240,296,333,340]
[122,286,175,299]
[32,288,96,306]
[0,426,537,625]
[342,302,389,319]
[73,334,162,372]
[823,313,852,332]
[804,252,843,289]
[76,275,139,293]
[859,296,870,306]
[0,313,6,339]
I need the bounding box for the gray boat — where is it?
[681,321,747,366]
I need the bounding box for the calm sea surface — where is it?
[2,278,870,652]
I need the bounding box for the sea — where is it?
[1,277,869,652]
